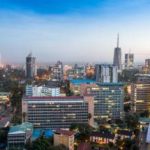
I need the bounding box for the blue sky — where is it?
[0,0,150,64]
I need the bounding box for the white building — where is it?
[25,85,60,97]
[95,64,118,83]
[125,53,134,69]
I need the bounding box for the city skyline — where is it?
[0,0,150,63]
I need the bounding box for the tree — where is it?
[122,138,133,150]
[124,103,131,112]
[140,110,149,117]
[31,135,51,150]
[125,114,139,129]
[70,123,93,142]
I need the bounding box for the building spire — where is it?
[117,33,119,48]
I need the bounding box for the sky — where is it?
[0,0,150,64]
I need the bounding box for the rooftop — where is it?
[55,129,75,136]
[9,122,33,134]
[97,82,124,86]
[70,79,96,85]
[90,131,115,139]
[23,95,84,100]
[139,117,150,123]
[32,129,53,141]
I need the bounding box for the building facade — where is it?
[90,132,115,144]
[54,129,75,150]
[95,64,118,83]
[22,96,94,129]
[8,122,33,150]
[125,53,134,69]
[132,83,150,113]
[26,53,36,79]
[25,85,60,97]
[87,83,124,120]
[143,59,150,73]
[52,61,63,81]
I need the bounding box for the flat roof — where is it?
[32,129,53,141]
[9,122,33,134]
[23,96,84,100]
[97,82,124,86]
[55,129,75,136]
[70,79,96,85]
[139,117,150,123]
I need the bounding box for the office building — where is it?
[26,53,37,79]
[52,61,63,81]
[145,59,150,68]
[131,83,150,113]
[25,85,60,97]
[143,59,150,73]
[125,53,134,69]
[113,34,122,72]
[70,79,96,96]
[22,96,94,129]
[54,129,75,150]
[95,64,118,83]
[8,122,33,150]
[87,83,124,120]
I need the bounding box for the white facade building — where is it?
[125,53,134,69]
[26,85,60,97]
[95,64,118,83]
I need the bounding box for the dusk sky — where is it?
[0,0,150,64]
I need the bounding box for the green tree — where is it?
[125,114,139,129]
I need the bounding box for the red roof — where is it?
[55,129,75,136]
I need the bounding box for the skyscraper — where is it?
[95,64,118,83]
[26,53,36,79]
[113,34,122,72]
[125,53,134,69]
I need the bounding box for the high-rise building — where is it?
[145,59,150,68]
[141,59,150,73]
[52,61,63,81]
[26,53,37,79]
[87,83,124,120]
[132,82,150,113]
[22,96,94,129]
[95,64,118,83]
[113,34,122,72]
[125,53,134,69]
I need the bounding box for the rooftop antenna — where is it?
[117,33,119,48]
